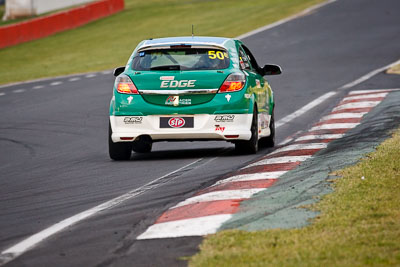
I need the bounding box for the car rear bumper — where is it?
[110,114,253,142]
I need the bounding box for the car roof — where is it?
[138,36,234,50]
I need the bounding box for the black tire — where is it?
[235,107,258,154]
[108,123,132,160]
[259,109,275,148]
[132,135,152,153]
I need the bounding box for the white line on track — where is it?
[172,189,265,209]
[85,74,97,78]
[295,134,345,141]
[12,89,26,93]
[278,137,294,146]
[244,156,312,169]
[32,85,44,90]
[275,92,337,128]
[50,81,63,86]
[68,77,81,82]
[0,92,5,97]
[0,158,204,266]
[274,64,400,129]
[310,123,360,131]
[215,171,287,185]
[137,214,233,239]
[339,60,400,90]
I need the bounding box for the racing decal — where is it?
[165,96,191,106]
[215,125,225,132]
[208,51,229,60]
[256,79,262,88]
[259,114,268,129]
[239,57,246,69]
[160,117,194,128]
[214,115,235,122]
[225,94,232,102]
[160,79,196,88]
[245,94,251,99]
[124,117,143,124]
[165,96,179,106]
[127,96,133,104]
[160,76,175,81]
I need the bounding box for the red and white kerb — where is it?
[137,89,394,240]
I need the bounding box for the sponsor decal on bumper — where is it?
[124,117,143,124]
[214,115,235,122]
[110,114,253,142]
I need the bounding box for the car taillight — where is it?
[115,74,138,94]
[218,73,246,93]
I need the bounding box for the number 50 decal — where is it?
[208,51,228,60]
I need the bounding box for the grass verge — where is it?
[0,0,323,85]
[189,128,400,266]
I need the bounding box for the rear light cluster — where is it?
[115,74,138,94]
[218,73,245,93]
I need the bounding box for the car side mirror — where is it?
[113,67,125,77]
[262,64,282,76]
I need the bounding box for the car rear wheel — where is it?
[235,107,258,154]
[108,123,132,160]
[132,135,152,153]
[259,108,275,148]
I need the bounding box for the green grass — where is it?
[189,128,400,266]
[0,0,323,85]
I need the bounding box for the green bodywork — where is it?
[109,37,274,117]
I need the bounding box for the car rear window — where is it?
[131,48,230,71]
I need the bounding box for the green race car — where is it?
[109,36,281,160]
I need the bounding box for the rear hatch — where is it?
[129,46,231,107]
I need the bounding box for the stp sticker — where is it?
[160,117,194,128]
[124,117,143,124]
[168,117,185,128]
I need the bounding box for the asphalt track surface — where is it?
[0,0,399,266]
